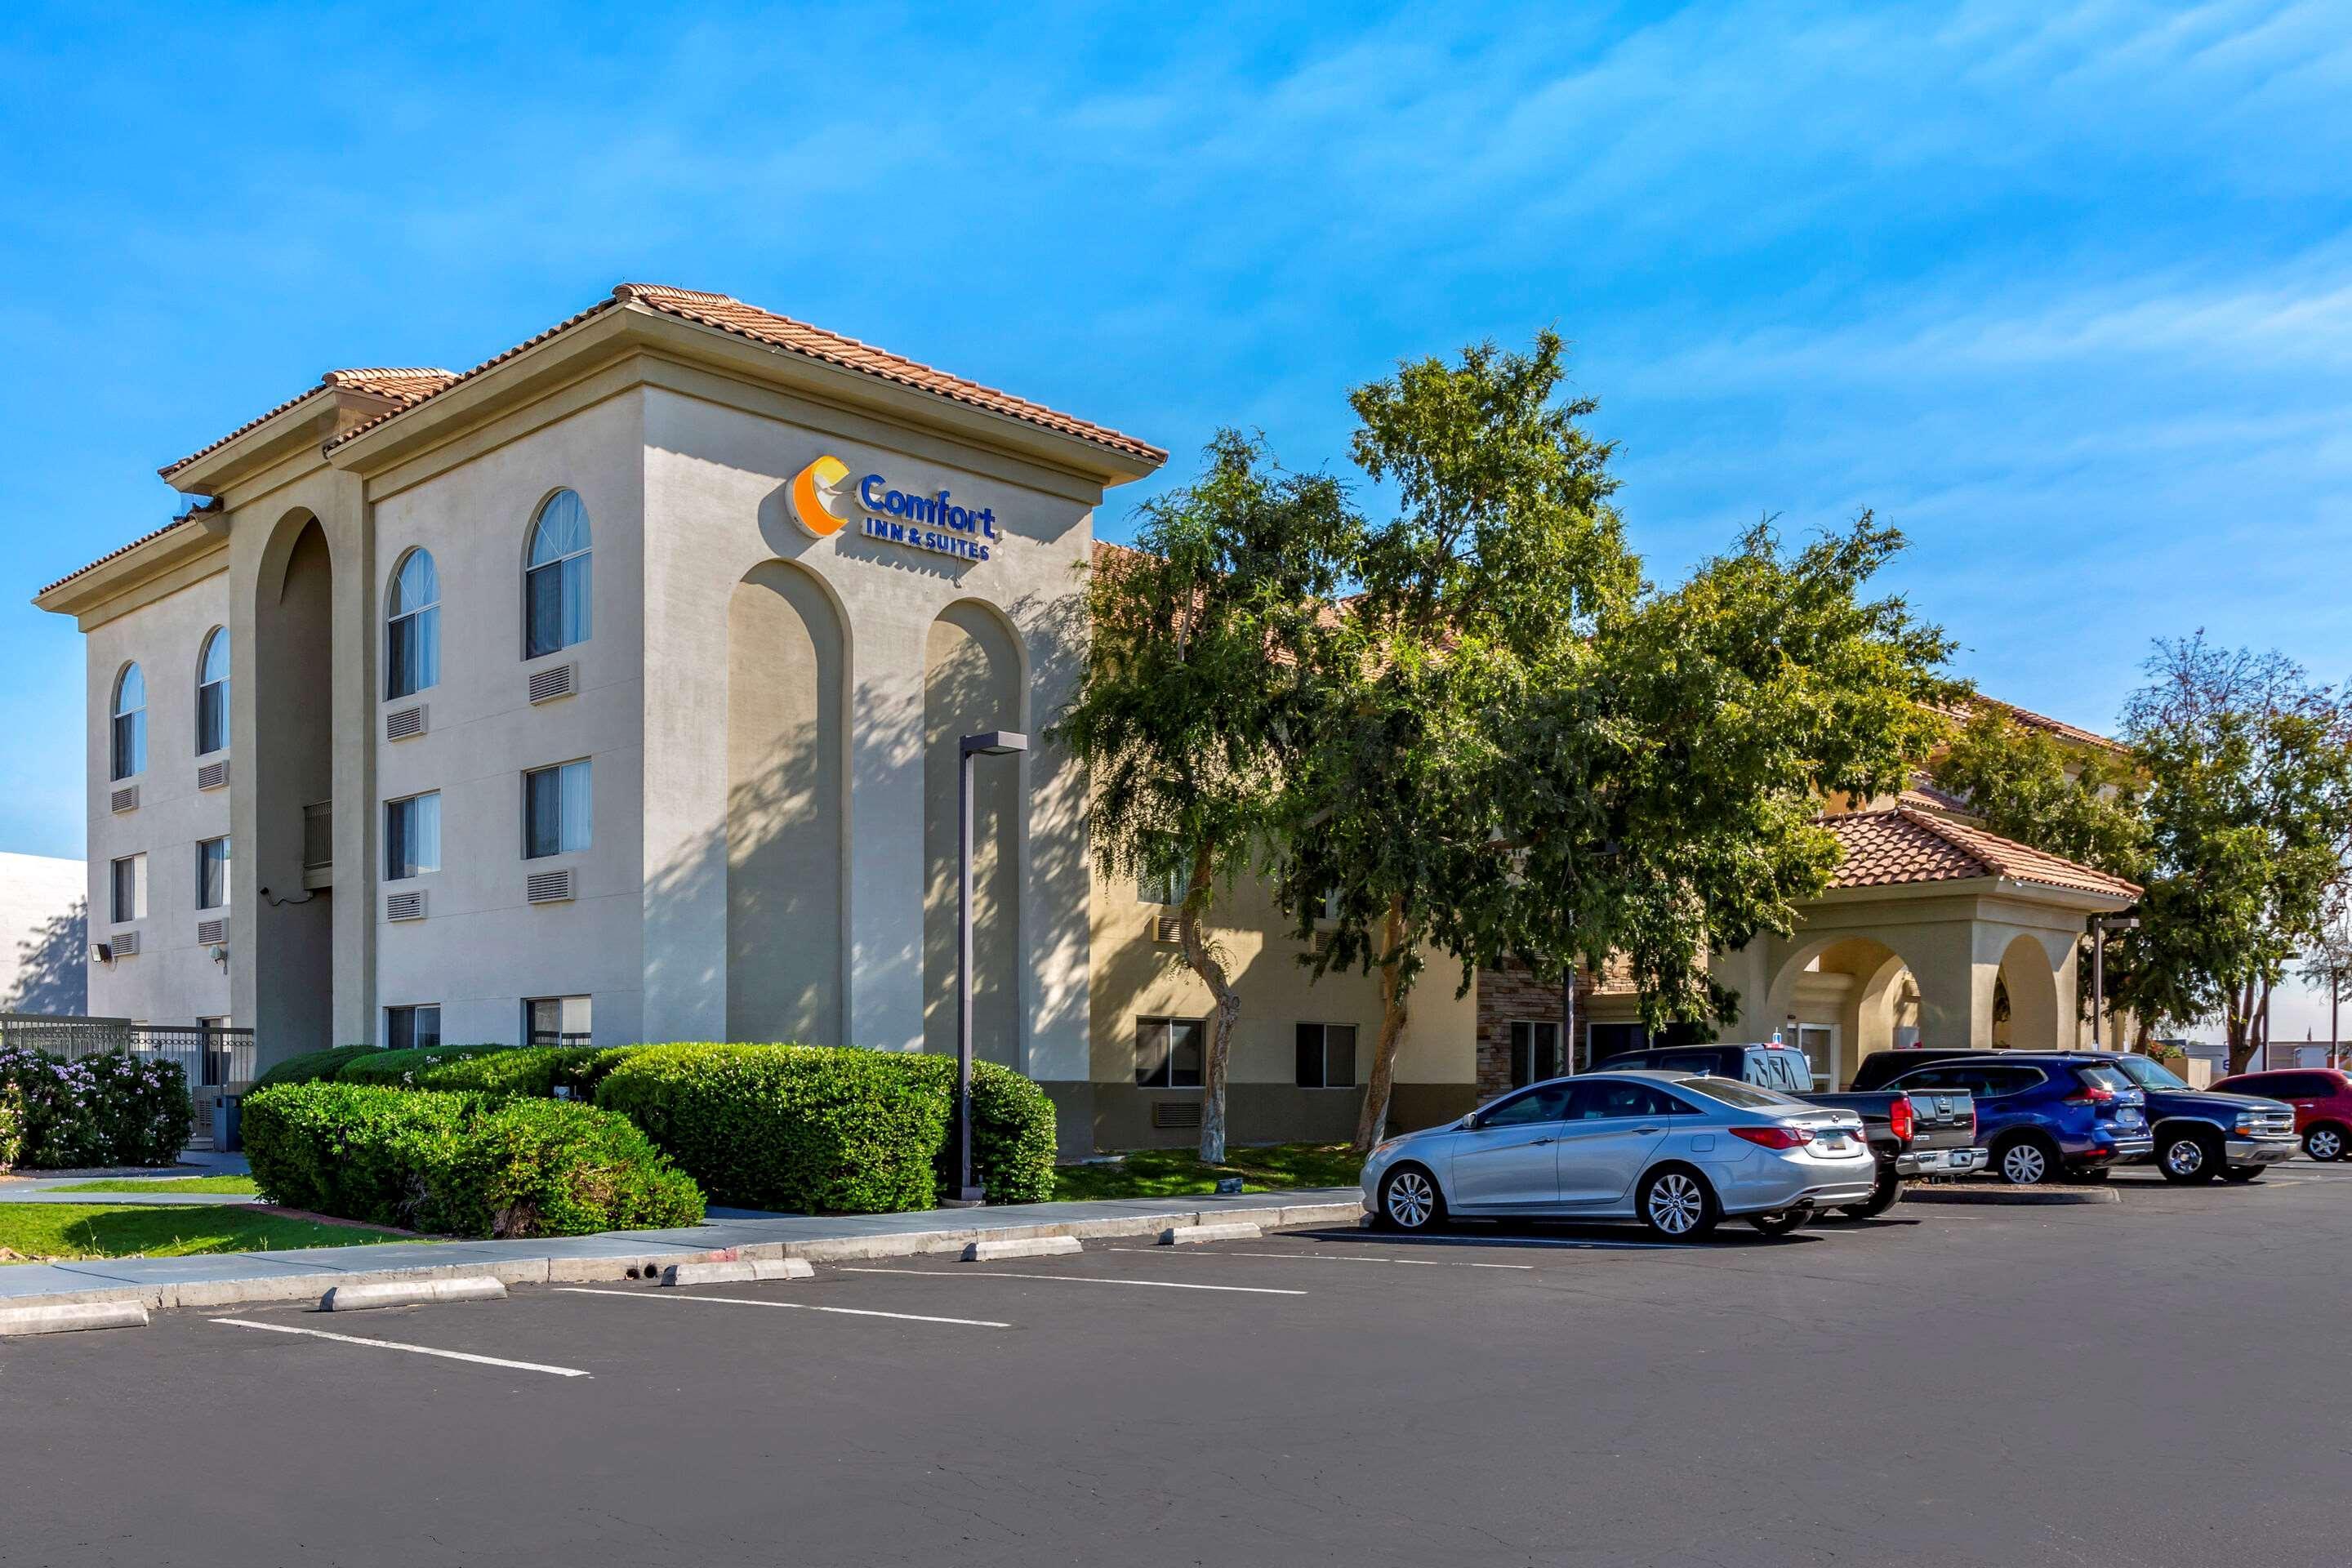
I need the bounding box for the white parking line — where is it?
[209,1318,590,1378]
[1107,1247,1534,1270]
[555,1287,1010,1329]
[837,1267,1307,1297]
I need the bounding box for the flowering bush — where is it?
[0,1079,23,1172]
[0,1044,192,1169]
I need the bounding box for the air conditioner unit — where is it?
[1152,1100,1204,1130]
[1152,913,1183,945]
[109,929,140,957]
[525,868,574,906]
[110,785,139,813]
[385,704,427,742]
[196,759,230,791]
[195,918,226,946]
[528,663,577,705]
[385,890,426,922]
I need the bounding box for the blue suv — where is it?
[1848,1050,2154,1184]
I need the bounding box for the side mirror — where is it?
[1460,1112,1482,1131]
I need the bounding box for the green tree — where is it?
[2118,635,2352,1072]
[1278,332,1957,1149]
[1051,431,1357,1161]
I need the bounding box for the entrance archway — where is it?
[252,512,335,1054]
[1993,933,2065,1051]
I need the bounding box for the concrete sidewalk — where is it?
[0,1188,1366,1317]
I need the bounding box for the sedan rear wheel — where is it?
[1378,1165,1445,1232]
[2306,1125,2346,1162]
[1638,1166,1718,1241]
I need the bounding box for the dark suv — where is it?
[1848,1050,2153,1184]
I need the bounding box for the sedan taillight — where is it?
[1731,1125,1815,1150]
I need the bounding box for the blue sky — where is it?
[3,2,2348,1025]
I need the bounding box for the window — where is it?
[385,792,441,880]
[109,853,147,923]
[385,1004,442,1051]
[1295,1022,1358,1089]
[523,760,592,858]
[525,995,592,1047]
[1673,1076,1802,1111]
[195,628,229,755]
[1508,1021,1562,1089]
[1478,1083,1574,1127]
[111,663,146,780]
[1135,1017,1205,1089]
[196,837,230,910]
[524,490,592,657]
[1586,1022,1650,1062]
[2111,1055,2188,1093]
[1566,1080,1696,1119]
[386,550,441,699]
[1138,863,1184,906]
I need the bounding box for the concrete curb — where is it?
[322,1276,507,1312]
[963,1236,1083,1262]
[1162,1222,1262,1245]
[0,1195,1369,1323]
[662,1258,814,1286]
[0,1300,151,1336]
[1902,1184,2121,1206]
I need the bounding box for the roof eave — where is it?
[33,513,228,618]
[163,384,424,496]
[324,302,1165,488]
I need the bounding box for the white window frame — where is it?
[195,836,230,911]
[385,1004,442,1052]
[194,628,230,756]
[385,549,441,701]
[1135,1016,1206,1089]
[111,663,146,781]
[384,791,442,880]
[109,853,147,924]
[523,995,593,1047]
[523,491,593,659]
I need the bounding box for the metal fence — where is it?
[0,1013,256,1104]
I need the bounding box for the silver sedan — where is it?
[1360,1071,1877,1240]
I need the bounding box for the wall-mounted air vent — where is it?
[525,868,574,906]
[196,760,230,792]
[385,890,426,922]
[528,663,576,705]
[110,785,139,813]
[195,918,226,946]
[109,929,140,957]
[1152,1100,1204,1130]
[1152,913,1183,945]
[385,705,426,742]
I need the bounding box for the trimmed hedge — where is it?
[416,1045,644,1100]
[252,1045,378,1089]
[242,1081,703,1238]
[335,1045,512,1088]
[591,1044,1056,1211]
[0,1044,193,1168]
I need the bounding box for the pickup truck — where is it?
[1591,1042,1983,1216]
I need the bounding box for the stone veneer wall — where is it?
[1475,964,1594,1098]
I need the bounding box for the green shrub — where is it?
[595,1044,949,1213]
[591,1044,1057,1211]
[252,1045,377,1089]
[242,1081,702,1238]
[416,1045,644,1100]
[335,1045,510,1088]
[0,1079,23,1172]
[0,1045,192,1168]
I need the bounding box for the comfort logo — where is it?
[787,455,852,538]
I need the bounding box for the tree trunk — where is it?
[1353,896,1411,1153]
[1178,844,1241,1165]
[2225,976,2263,1075]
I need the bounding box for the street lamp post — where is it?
[949,729,1027,1208]
[2090,915,2140,1049]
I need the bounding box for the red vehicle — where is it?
[2212,1067,2352,1162]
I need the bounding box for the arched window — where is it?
[195,627,229,755]
[386,549,441,700]
[524,491,591,658]
[111,663,146,780]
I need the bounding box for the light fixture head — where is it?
[961,729,1028,757]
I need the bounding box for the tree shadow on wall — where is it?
[3,900,88,1014]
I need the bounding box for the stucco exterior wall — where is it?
[82,564,233,1027]
[367,392,649,1046]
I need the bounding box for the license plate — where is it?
[2117,1110,2144,1126]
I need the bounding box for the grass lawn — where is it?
[1052,1141,1365,1201]
[42,1174,261,1196]
[0,1204,406,1264]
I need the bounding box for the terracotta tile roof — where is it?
[1897,773,1974,815]
[1945,696,2125,755]
[158,368,458,479]
[324,283,1165,465]
[1820,806,2140,899]
[36,510,215,599]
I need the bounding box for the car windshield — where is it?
[2111,1055,2187,1091]
[1674,1076,1803,1110]
[2079,1065,2134,1093]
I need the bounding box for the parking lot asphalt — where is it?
[8,1165,2350,1568]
